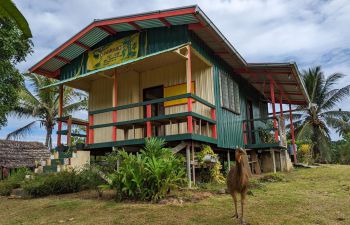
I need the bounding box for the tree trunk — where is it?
[45,126,53,150]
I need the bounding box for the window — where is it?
[259,101,268,119]
[220,72,240,114]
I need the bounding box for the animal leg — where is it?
[231,192,239,219]
[240,192,247,224]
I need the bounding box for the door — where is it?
[143,85,165,137]
[246,100,256,144]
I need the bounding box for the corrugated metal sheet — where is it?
[78,27,109,47]
[166,14,198,25]
[109,23,136,32]
[40,58,66,72]
[58,44,86,60]
[135,19,164,28]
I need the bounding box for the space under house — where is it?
[29,5,310,178]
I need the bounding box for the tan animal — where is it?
[227,148,250,224]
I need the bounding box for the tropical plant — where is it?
[0,16,32,129]
[0,0,32,38]
[108,138,185,201]
[291,66,350,162]
[330,133,350,164]
[197,145,225,184]
[6,73,87,149]
[0,168,30,196]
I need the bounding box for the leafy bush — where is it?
[0,168,29,196]
[22,168,105,197]
[197,145,225,184]
[80,164,107,197]
[109,138,185,201]
[22,171,82,197]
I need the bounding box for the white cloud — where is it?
[7,0,350,142]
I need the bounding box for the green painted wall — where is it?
[59,25,267,149]
[189,32,267,149]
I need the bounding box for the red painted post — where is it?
[279,95,283,117]
[289,104,298,163]
[243,122,247,145]
[211,108,217,138]
[186,45,193,134]
[89,114,94,144]
[270,80,279,142]
[57,85,63,146]
[86,124,89,144]
[112,72,118,141]
[146,104,152,138]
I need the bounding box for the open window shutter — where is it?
[221,73,229,108]
[234,82,240,113]
[228,77,235,111]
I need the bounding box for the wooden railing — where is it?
[56,116,89,147]
[242,116,287,148]
[88,93,217,144]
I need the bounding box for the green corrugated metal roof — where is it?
[135,19,165,28]
[166,14,198,25]
[40,58,65,72]
[58,44,86,60]
[78,27,109,47]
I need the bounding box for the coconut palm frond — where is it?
[6,121,37,140]
[321,85,350,111]
[323,73,345,92]
[63,99,88,114]
[321,110,350,119]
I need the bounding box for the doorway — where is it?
[143,85,165,137]
[246,99,256,144]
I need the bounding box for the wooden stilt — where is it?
[251,151,261,174]
[270,149,276,173]
[186,144,191,188]
[227,151,231,171]
[191,142,195,185]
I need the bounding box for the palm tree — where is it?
[291,66,350,162]
[6,73,87,149]
[0,0,32,38]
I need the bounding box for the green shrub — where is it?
[197,145,225,184]
[23,170,86,197]
[0,168,29,196]
[109,138,185,201]
[80,164,107,197]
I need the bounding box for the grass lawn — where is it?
[0,165,349,225]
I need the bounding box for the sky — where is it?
[1,0,350,143]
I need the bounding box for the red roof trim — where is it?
[29,7,196,73]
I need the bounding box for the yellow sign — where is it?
[87,33,139,71]
[164,82,195,107]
